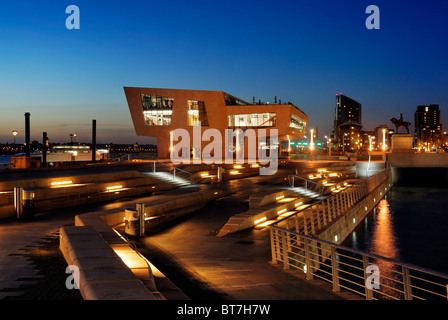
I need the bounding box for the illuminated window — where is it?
[290,115,306,132]
[188,100,208,126]
[141,94,174,126]
[141,94,173,110]
[143,110,172,126]
[228,113,276,128]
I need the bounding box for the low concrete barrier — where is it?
[59,226,156,300]
[59,189,229,299]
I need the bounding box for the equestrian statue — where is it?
[390,113,411,134]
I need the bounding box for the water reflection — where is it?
[369,199,402,299]
[369,199,399,260]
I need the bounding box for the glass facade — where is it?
[188,100,209,126]
[224,94,249,106]
[290,114,306,132]
[141,94,173,126]
[228,113,276,128]
[143,110,172,126]
[141,94,174,110]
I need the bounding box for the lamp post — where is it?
[310,129,315,161]
[12,130,18,145]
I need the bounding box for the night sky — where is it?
[1,0,447,144]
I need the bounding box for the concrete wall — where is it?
[0,170,189,220]
[314,175,393,263]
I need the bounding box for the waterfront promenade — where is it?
[0,160,361,300]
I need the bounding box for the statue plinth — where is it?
[391,134,413,153]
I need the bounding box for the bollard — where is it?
[136,203,145,237]
[217,167,224,182]
[14,187,23,219]
[22,189,35,219]
[124,208,139,237]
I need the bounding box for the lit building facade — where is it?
[124,88,308,159]
[414,104,443,150]
[332,94,362,152]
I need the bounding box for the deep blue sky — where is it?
[1,0,447,144]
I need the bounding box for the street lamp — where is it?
[310,129,315,161]
[70,133,77,144]
[12,130,18,145]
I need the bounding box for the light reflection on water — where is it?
[343,187,448,299]
[369,199,399,261]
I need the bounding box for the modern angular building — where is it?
[331,94,362,152]
[124,87,308,160]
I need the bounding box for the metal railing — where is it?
[151,160,197,184]
[288,175,325,194]
[270,169,448,300]
[270,226,448,300]
[281,170,390,236]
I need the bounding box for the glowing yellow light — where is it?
[107,185,123,190]
[201,173,209,177]
[276,195,285,200]
[229,170,239,175]
[254,217,267,225]
[251,164,259,168]
[277,209,287,215]
[233,165,243,169]
[294,202,303,207]
[51,180,73,186]
[310,129,315,151]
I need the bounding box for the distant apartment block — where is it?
[414,104,443,148]
[331,94,362,152]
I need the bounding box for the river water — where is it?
[342,187,448,275]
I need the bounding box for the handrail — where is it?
[152,159,196,184]
[270,225,448,300]
[270,224,448,280]
[269,169,448,300]
[279,169,389,228]
[288,174,324,194]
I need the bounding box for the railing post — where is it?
[315,206,321,230]
[309,211,315,234]
[281,231,290,270]
[294,215,300,233]
[330,246,340,292]
[321,203,327,227]
[402,266,413,300]
[153,160,156,173]
[173,168,176,180]
[270,228,278,264]
[302,215,308,235]
[363,255,373,300]
[304,238,313,280]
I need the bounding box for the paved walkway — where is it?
[131,177,346,300]
[0,164,352,300]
